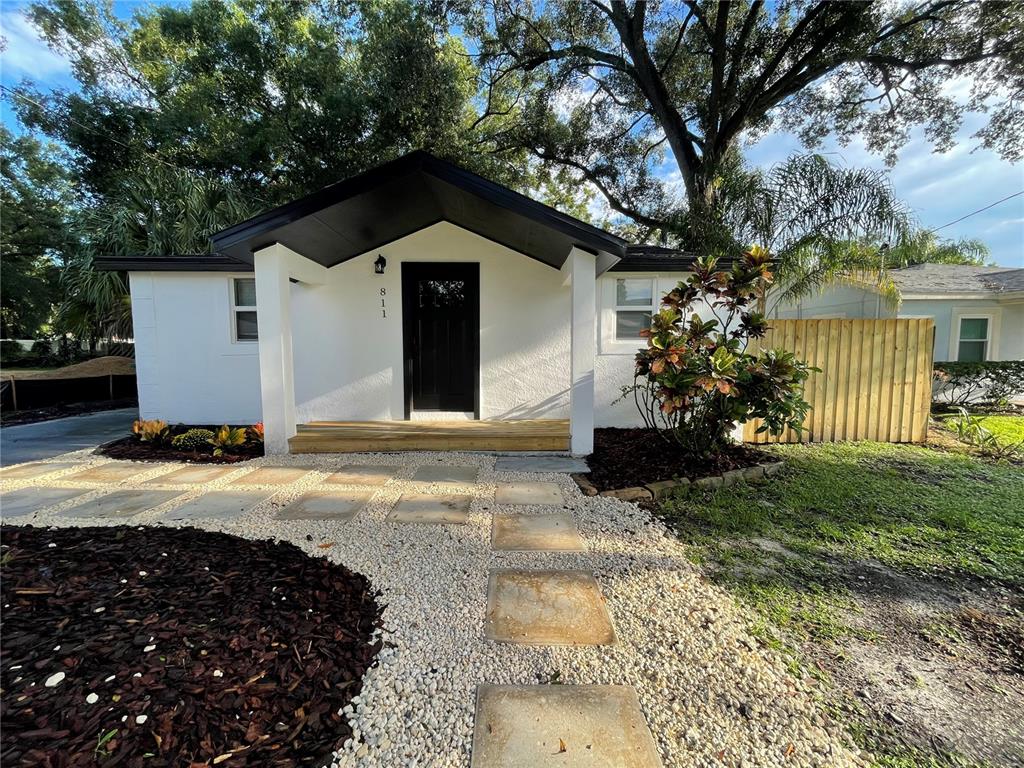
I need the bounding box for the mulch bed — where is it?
[586,427,775,491]
[98,435,264,464]
[1,525,382,767]
[0,399,138,427]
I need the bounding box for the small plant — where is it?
[946,407,1023,459]
[171,428,215,452]
[209,425,246,456]
[132,419,169,444]
[248,421,265,444]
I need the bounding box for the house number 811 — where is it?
[380,287,386,318]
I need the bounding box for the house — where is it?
[776,263,1024,362]
[97,152,700,455]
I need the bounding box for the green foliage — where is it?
[944,408,1023,459]
[170,428,215,452]
[132,418,169,445]
[209,425,246,457]
[630,247,814,457]
[933,361,1024,406]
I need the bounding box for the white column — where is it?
[254,245,297,454]
[566,246,596,455]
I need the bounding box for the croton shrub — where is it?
[629,247,814,458]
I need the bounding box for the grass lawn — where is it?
[658,440,1024,768]
[969,415,1024,445]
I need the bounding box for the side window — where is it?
[231,277,258,342]
[614,278,656,340]
[957,317,989,362]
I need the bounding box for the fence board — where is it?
[743,318,934,444]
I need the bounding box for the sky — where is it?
[2,2,1022,268]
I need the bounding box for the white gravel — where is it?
[2,450,868,767]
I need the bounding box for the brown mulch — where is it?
[0,399,138,427]
[0,525,382,768]
[98,435,264,464]
[0,356,135,381]
[586,427,775,491]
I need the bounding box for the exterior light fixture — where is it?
[374,254,387,274]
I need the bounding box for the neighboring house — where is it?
[776,263,1024,362]
[97,152,697,454]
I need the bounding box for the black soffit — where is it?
[210,151,626,272]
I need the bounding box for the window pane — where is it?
[235,311,258,341]
[616,310,651,339]
[959,317,988,341]
[616,278,653,307]
[957,340,986,362]
[234,278,257,307]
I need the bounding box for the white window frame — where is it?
[613,276,658,341]
[229,276,258,344]
[949,309,1000,362]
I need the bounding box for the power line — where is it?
[927,189,1024,234]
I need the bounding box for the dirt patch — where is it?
[0,525,382,767]
[0,398,138,427]
[0,356,135,381]
[586,428,773,491]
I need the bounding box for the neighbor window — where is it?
[956,317,989,362]
[614,278,657,340]
[231,278,258,342]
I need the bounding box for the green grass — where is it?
[975,415,1024,444]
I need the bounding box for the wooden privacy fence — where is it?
[743,318,935,444]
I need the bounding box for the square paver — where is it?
[66,463,149,483]
[274,490,371,521]
[485,569,614,645]
[147,465,237,485]
[231,466,314,486]
[494,482,564,506]
[494,456,590,474]
[1,488,91,518]
[58,489,183,519]
[0,462,77,481]
[411,464,479,487]
[471,684,662,768]
[164,490,274,521]
[388,493,471,524]
[324,465,400,486]
[491,512,585,552]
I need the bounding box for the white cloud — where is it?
[0,7,71,82]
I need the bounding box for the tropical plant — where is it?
[945,407,1023,459]
[131,419,169,444]
[170,428,215,452]
[629,246,814,457]
[209,425,246,457]
[247,422,265,444]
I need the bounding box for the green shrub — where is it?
[0,340,25,364]
[933,361,1024,406]
[209,425,246,456]
[171,428,215,452]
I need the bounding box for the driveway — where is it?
[0,407,137,466]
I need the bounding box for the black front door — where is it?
[402,263,479,417]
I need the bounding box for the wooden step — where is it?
[288,420,571,454]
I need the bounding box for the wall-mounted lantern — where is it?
[374,254,387,274]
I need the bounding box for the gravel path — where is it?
[1,451,868,768]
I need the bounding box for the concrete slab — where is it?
[471,684,663,768]
[0,462,77,481]
[275,490,371,521]
[411,464,479,486]
[491,512,585,552]
[165,490,274,521]
[0,407,137,465]
[485,569,614,645]
[494,456,590,474]
[1,487,91,518]
[59,489,183,519]
[494,482,564,506]
[231,466,314,486]
[146,465,237,485]
[388,493,472,524]
[325,465,400,486]
[66,463,149,484]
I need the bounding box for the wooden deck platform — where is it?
[288,419,571,453]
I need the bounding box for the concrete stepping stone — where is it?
[494,481,564,506]
[66,463,149,483]
[231,466,314,486]
[471,684,663,768]
[491,512,585,552]
[324,465,400,486]
[0,462,77,481]
[494,456,590,474]
[146,465,237,485]
[1,488,91,518]
[411,464,479,487]
[485,569,615,645]
[274,490,371,521]
[165,490,274,521]
[59,489,183,519]
[388,493,471,524]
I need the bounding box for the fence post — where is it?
[10,379,17,411]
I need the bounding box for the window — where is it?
[614,278,656,340]
[956,316,989,362]
[231,278,258,342]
